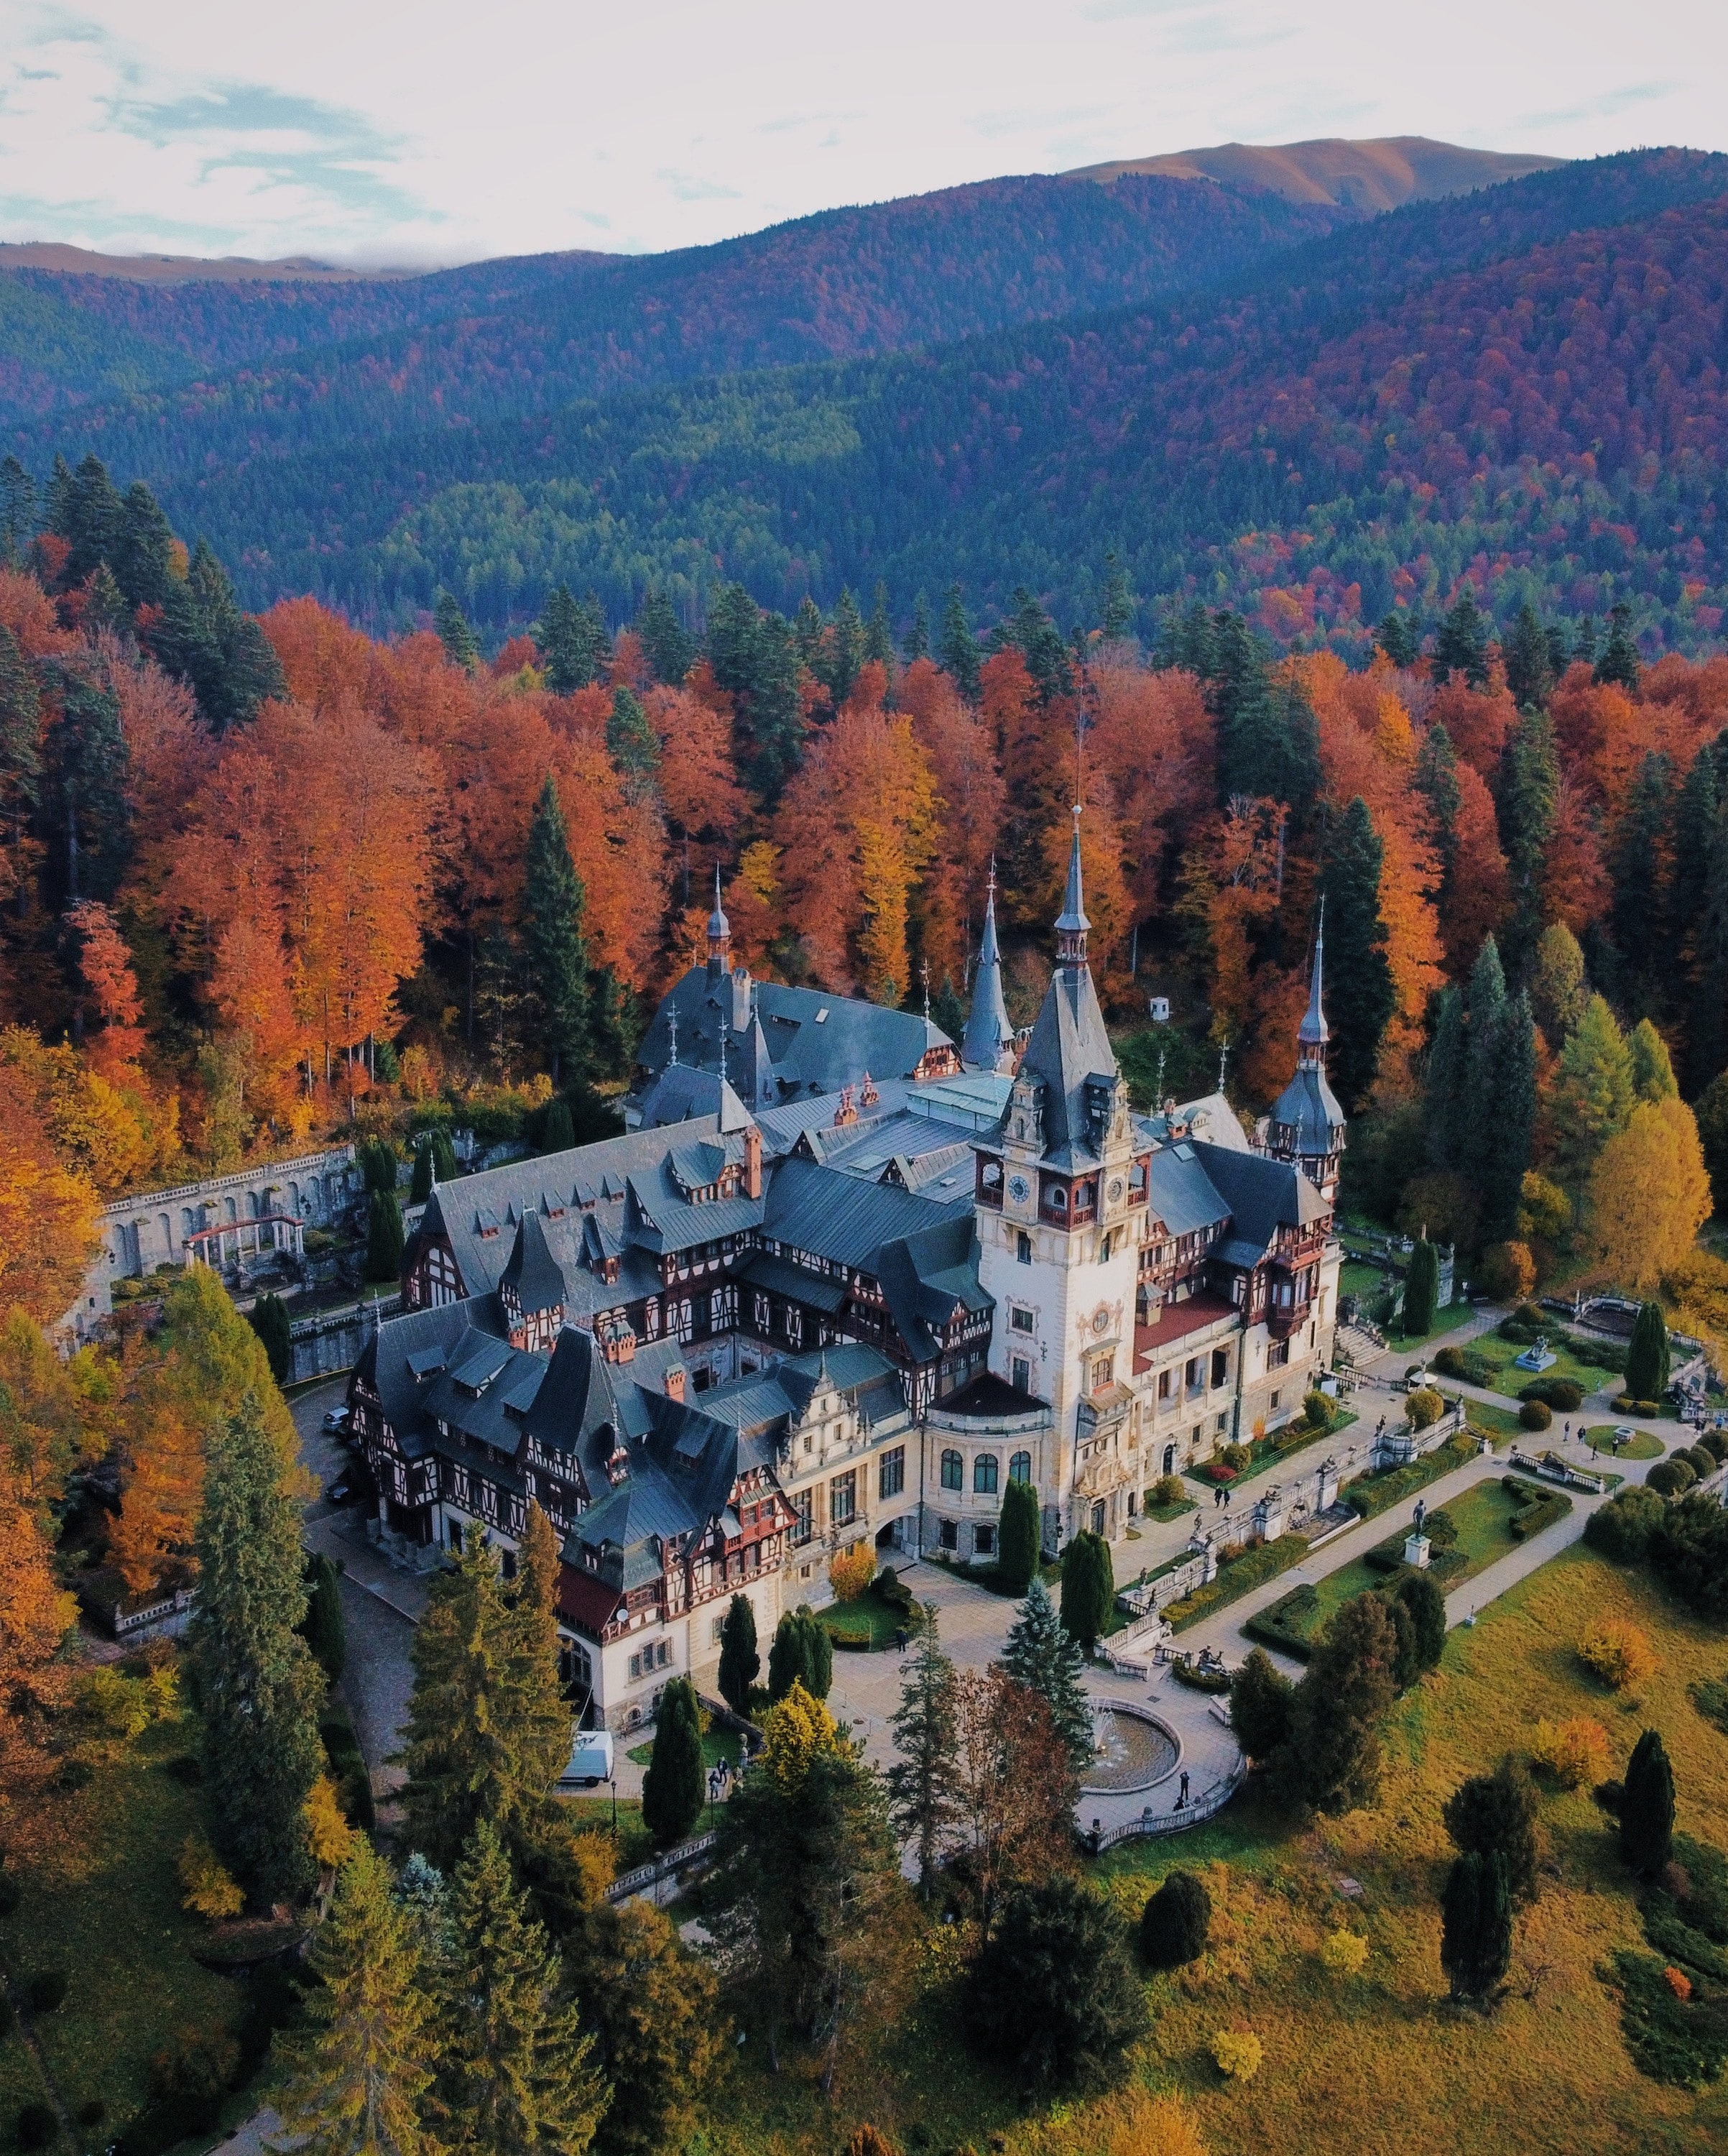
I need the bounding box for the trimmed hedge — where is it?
[1681,1445,1719,1480]
[1648,1458,1697,1498]
[1584,1486,1667,1561]
[1520,1399,1553,1431]
[1168,1659,1233,1694]
[1613,1396,1663,1417]
[1244,1583,1322,1662]
[1519,1377,1586,1412]
[1345,1432,1479,1520]
[1162,1534,1311,1632]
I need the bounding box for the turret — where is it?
[1267,906,1346,1199]
[706,865,731,976]
[961,862,1015,1074]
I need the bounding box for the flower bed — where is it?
[1344,1431,1479,1519]
[1161,1533,1311,1633]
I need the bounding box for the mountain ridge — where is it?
[1068,135,1563,209]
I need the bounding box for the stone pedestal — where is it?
[1316,1457,1339,1512]
[1403,1531,1431,1570]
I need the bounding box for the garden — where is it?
[1184,1394,1357,1493]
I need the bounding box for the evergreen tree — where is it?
[706,585,804,798]
[1497,709,1561,975]
[159,543,287,732]
[300,1551,348,1684]
[1608,752,1673,1017]
[1229,1647,1293,1763]
[826,587,864,709]
[938,584,981,700]
[1696,1069,1728,1213]
[1479,990,1538,1245]
[359,1136,399,1194]
[438,1820,608,2156]
[1530,921,1588,1049]
[716,1593,759,1716]
[886,1604,959,1897]
[1620,1725,1672,1880]
[641,1678,704,1847]
[1099,549,1135,640]
[0,454,35,563]
[1058,1531,1114,1654]
[366,1188,405,1284]
[1551,995,1635,1191]
[966,1876,1147,2092]
[434,592,479,671]
[512,1503,576,1801]
[0,623,41,872]
[248,1291,292,1384]
[1460,937,1508,1167]
[1391,1570,1447,1682]
[1503,602,1553,710]
[1424,984,1469,1174]
[1374,608,1423,668]
[793,594,826,678]
[1000,1575,1093,1769]
[767,1606,833,1703]
[431,1128,458,1183]
[522,778,589,1086]
[902,591,930,665]
[1156,598,1219,678]
[1140,1869,1211,1968]
[632,589,695,688]
[1211,612,1321,813]
[277,1841,439,2156]
[578,1901,724,2156]
[1625,1301,1671,1403]
[1413,720,1461,889]
[1440,1848,1514,2004]
[1443,1756,1542,1902]
[58,453,125,586]
[1281,1590,1397,1810]
[410,1141,435,1206]
[1676,734,1728,1094]
[1594,602,1642,691]
[1403,1236,1439,1336]
[1432,585,1489,688]
[403,1534,559,1871]
[1321,797,1395,1115]
[540,585,608,694]
[42,453,74,552]
[1574,614,1600,669]
[999,586,1073,702]
[605,687,659,791]
[997,1475,1040,1592]
[191,1393,325,1901]
[43,660,130,905]
[111,482,176,609]
[863,581,894,668]
[1628,1018,1678,1102]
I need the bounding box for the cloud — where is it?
[1514,81,1678,131]
[657,169,742,202]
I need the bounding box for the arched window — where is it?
[941,1448,964,1491]
[1009,1450,1032,1484]
[974,1452,999,1495]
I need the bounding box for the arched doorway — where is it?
[1163,1442,1175,1476]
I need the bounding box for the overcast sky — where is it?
[1,0,1724,266]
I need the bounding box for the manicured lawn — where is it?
[1341,1259,1384,1301]
[1385,1300,1477,1351]
[820,1583,912,1649]
[1584,1424,1665,1461]
[1463,1329,1622,1403]
[0,1712,245,2139]
[1145,1496,1198,1523]
[627,1726,744,1772]
[1464,1400,1525,1443]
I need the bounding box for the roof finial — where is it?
[1299,898,1329,1060]
[961,855,1013,1071]
[668,1007,678,1067]
[922,961,931,1023]
[1054,804,1089,966]
[1217,1038,1230,1095]
[718,1003,729,1088]
[706,862,731,970]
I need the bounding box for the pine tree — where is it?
[1503,602,1553,710]
[410,1142,434,1206]
[997,1475,1040,1592]
[0,623,41,870]
[902,591,930,665]
[1099,549,1134,640]
[1625,1301,1671,1403]
[43,660,130,906]
[1321,797,1395,1115]
[300,1552,349,1685]
[1440,1848,1513,2003]
[540,586,604,694]
[1424,984,1468,1174]
[511,1503,574,1800]
[1620,1728,1676,1874]
[1432,586,1489,688]
[435,593,480,673]
[1140,1869,1211,1968]
[707,585,805,798]
[1530,921,1588,1049]
[430,1128,458,1183]
[366,1188,405,1284]
[1057,1531,1114,1654]
[191,1393,325,1901]
[277,1841,440,2156]
[1628,1018,1678,1102]
[1594,602,1642,691]
[1403,1236,1440,1336]
[1229,1647,1293,1762]
[438,1821,608,2156]
[1479,990,1537,1245]
[403,1534,558,1871]
[886,1605,958,1897]
[1697,1069,1728,1212]
[606,687,659,792]
[1497,709,1561,975]
[1000,1575,1093,1769]
[522,778,589,1087]
[938,585,981,700]
[1676,735,1728,1094]
[0,454,35,562]
[248,1291,292,1384]
[1374,608,1423,668]
[826,588,864,709]
[966,1876,1147,2092]
[1608,752,1673,1018]
[863,581,894,668]
[1391,1569,1447,1682]
[1413,721,1461,886]
[1551,995,1635,1191]
[578,1900,724,2156]
[641,1678,704,1847]
[999,586,1073,703]
[1443,1756,1542,1902]
[1282,1590,1397,1810]
[633,589,695,688]
[716,1593,759,1716]
[111,482,176,609]
[60,453,124,586]
[767,1606,833,1703]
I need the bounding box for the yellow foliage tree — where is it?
[179,1832,245,1921]
[1320,1930,1369,1977]
[1578,1621,1658,1690]
[1211,2029,1262,2081]
[1530,1716,1611,1789]
[1583,1095,1713,1292]
[761,1678,841,1794]
[0,1063,101,1329]
[306,1774,357,1871]
[828,1542,876,1603]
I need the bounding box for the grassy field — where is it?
[0,1713,246,2143]
[1385,1301,1478,1352]
[1584,1424,1665,1461]
[688,1547,1728,2155]
[1464,1330,1622,1404]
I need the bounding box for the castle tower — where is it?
[973,811,1147,1546]
[706,865,731,977]
[960,862,1015,1074]
[1266,905,1346,1199]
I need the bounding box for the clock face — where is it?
[1092,1306,1111,1335]
[1007,1174,1030,1204]
[1106,1176,1125,1204]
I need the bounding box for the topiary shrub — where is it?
[1407,1387,1445,1430]
[16,2103,57,2149]
[1648,1458,1697,1499]
[1142,1869,1212,1968]
[1584,1485,1666,1561]
[27,1971,68,2013]
[1520,1377,1584,1412]
[1520,1399,1553,1431]
[1682,1445,1718,1480]
[1614,1394,1663,1417]
[1697,1429,1728,1466]
[1432,1345,1468,1380]
[1303,1389,1331,1429]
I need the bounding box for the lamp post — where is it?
[609,1774,618,1838]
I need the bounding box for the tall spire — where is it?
[706,862,731,974]
[1298,899,1329,1063]
[1055,805,1089,968]
[961,858,1013,1072]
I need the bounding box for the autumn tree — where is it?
[1583,1095,1712,1291]
[0,1064,98,1325]
[1551,995,1635,1192]
[579,1899,724,2156]
[949,1669,1077,1934]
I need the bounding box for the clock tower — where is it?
[974,813,1149,1547]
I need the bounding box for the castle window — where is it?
[830,1471,856,1526]
[1009,1450,1032,1484]
[1010,1305,1035,1334]
[1091,1357,1114,1395]
[1017,1232,1032,1265]
[974,1453,999,1495]
[879,1447,905,1499]
[941,1449,964,1492]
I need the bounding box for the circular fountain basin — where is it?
[1081,1701,1181,1795]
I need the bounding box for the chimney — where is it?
[665,1363,687,1404]
[743,1122,762,1200]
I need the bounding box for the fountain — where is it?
[1081,1701,1180,1795]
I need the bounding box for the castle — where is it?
[349,825,1344,1731]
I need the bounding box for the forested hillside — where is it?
[23,148,1726,653]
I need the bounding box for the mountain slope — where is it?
[1067,135,1562,210]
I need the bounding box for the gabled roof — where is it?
[1191,1139,1328,1264]
[877,1216,992,1363]
[762,1156,969,1271]
[634,1062,754,1132]
[1144,1145,1233,1238]
[500,1210,566,1314]
[353,1293,508,1459]
[1019,959,1118,1171]
[523,1324,623,1462]
[637,964,952,1099]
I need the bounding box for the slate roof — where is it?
[1145,1145,1234,1238]
[353,1294,509,1460]
[877,1216,992,1362]
[634,1064,752,1132]
[1190,1139,1328,1263]
[961,883,1015,1073]
[762,1156,969,1271]
[699,1342,910,1442]
[501,1210,566,1314]
[1270,1063,1346,1158]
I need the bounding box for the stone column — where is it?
[1316,1457,1339,1512]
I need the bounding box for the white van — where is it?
[559,1729,615,1787]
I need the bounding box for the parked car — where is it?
[325,1476,356,1504]
[558,1730,615,1788]
[322,1407,350,1433]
